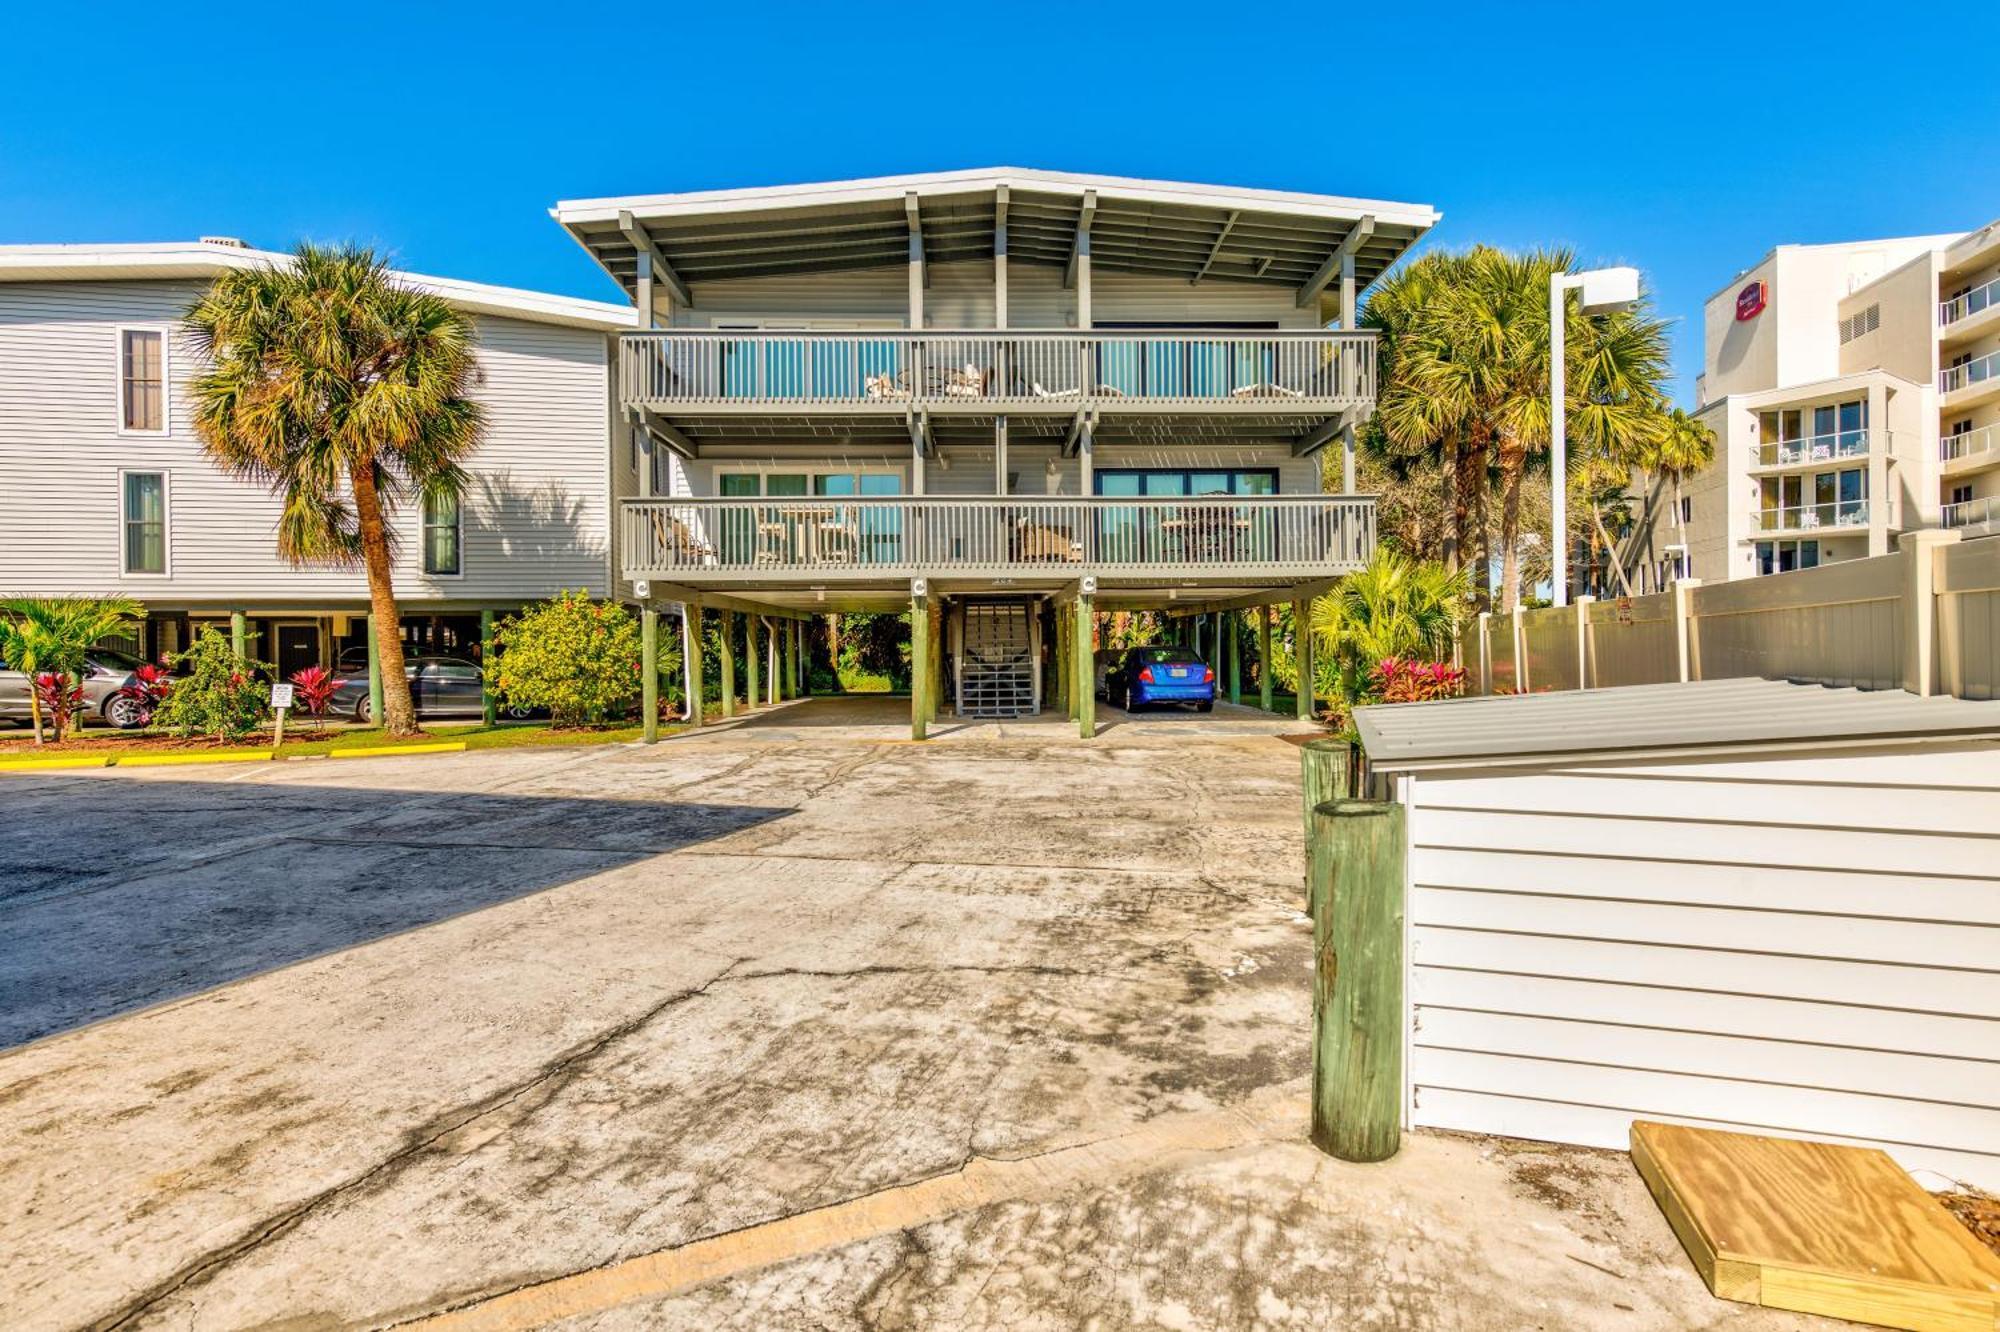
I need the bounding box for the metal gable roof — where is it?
[552,167,1438,302]
[1354,677,2000,771]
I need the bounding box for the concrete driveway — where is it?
[0,699,1811,1330]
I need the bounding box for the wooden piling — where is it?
[1300,737,1352,899]
[719,612,736,718]
[1258,605,1273,713]
[910,591,930,741]
[684,604,705,727]
[1293,597,1316,722]
[1074,594,1095,738]
[745,614,761,712]
[1308,798,1405,1164]
[640,607,659,743]
[480,609,497,726]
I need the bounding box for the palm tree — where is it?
[1643,407,1716,563]
[0,596,144,742]
[1310,547,1470,704]
[185,244,483,735]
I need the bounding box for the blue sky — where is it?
[3,2,1993,403]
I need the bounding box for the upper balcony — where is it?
[1941,348,2000,408]
[618,328,1376,416]
[1938,274,2000,346]
[1752,498,1888,535]
[1941,422,2000,474]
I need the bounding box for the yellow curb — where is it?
[328,742,468,759]
[0,756,113,771]
[115,751,276,767]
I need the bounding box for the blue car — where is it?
[1102,645,1216,713]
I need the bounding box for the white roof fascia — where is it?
[0,242,635,331]
[553,166,1441,231]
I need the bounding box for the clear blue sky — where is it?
[4,2,1993,404]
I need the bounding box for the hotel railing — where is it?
[1941,423,2000,463]
[621,494,1376,578]
[1940,275,2000,327]
[1941,349,2000,395]
[620,329,1377,411]
[1754,499,1877,532]
[1750,428,1876,467]
[1942,496,1999,529]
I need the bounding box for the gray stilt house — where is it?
[554,168,1439,736]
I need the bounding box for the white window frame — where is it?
[116,325,172,438]
[421,490,464,579]
[711,463,909,496]
[118,468,171,577]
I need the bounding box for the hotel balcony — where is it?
[1939,275,2000,347]
[619,329,1375,416]
[1753,499,1884,534]
[621,494,1375,583]
[1940,348,2000,410]
[1941,422,2000,475]
[1942,495,2000,533]
[1747,428,1879,470]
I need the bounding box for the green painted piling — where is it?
[1308,798,1405,1164]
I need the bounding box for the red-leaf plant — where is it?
[288,664,339,719]
[1371,657,1468,704]
[33,672,85,742]
[115,661,174,726]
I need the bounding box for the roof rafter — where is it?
[1296,215,1375,309]
[618,211,692,308]
[1064,189,1098,290]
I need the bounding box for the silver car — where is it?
[0,648,150,729]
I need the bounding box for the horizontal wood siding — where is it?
[681,261,1320,330]
[0,280,613,605]
[1404,746,2000,1192]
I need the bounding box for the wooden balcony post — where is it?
[1258,604,1274,713]
[641,607,659,743]
[719,611,736,718]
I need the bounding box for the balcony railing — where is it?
[1941,422,2000,463]
[622,495,1375,580]
[1942,496,1999,529]
[1941,349,2000,395]
[1754,499,1876,532]
[619,330,1376,412]
[1940,275,2000,327]
[1751,428,1875,467]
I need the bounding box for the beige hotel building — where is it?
[1626,218,2000,588]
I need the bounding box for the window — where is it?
[119,329,166,433]
[1678,495,1693,523]
[422,491,461,575]
[122,471,166,574]
[1952,484,1975,506]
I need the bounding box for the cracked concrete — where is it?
[0,698,1818,1330]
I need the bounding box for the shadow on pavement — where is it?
[0,776,787,1050]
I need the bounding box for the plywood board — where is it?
[1631,1120,2000,1331]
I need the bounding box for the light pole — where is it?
[1549,266,1640,606]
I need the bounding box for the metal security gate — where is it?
[957,600,1036,719]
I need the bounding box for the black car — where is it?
[325,655,530,723]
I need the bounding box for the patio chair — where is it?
[1014,521,1083,564]
[943,363,991,398]
[1031,381,1083,400]
[1229,382,1306,400]
[650,511,715,566]
[864,372,911,400]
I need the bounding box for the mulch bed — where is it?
[1939,1190,2000,1258]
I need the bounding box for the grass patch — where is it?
[0,720,673,762]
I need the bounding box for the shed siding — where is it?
[0,280,613,604]
[1403,744,2000,1192]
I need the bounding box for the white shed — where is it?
[1352,677,2000,1193]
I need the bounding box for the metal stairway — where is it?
[959,601,1036,719]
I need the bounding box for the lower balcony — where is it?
[1942,495,2000,531]
[1753,499,1882,534]
[621,495,1375,582]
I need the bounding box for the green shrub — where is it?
[153,627,269,740]
[493,591,644,727]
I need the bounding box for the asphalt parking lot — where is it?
[0,698,1811,1330]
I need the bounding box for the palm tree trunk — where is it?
[27,686,44,745]
[350,460,420,736]
[1470,440,1493,613]
[1498,442,1525,613]
[1590,505,1634,596]
[1440,444,1460,572]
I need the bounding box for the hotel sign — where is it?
[1735,280,1768,322]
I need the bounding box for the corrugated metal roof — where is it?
[1354,678,2000,770]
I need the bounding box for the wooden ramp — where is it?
[1631,1121,2000,1331]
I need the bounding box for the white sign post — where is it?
[269,681,295,755]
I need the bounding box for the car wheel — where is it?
[1122,684,1137,713]
[103,693,147,730]
[505,704,534,721]
[354,696,372,724]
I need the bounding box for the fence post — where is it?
[1513,613,1528,693]
[1673,578,1702,683]
[1308,797,1406,1164]
[1899,529,1960,696]
[1574,595,1593,690]
[1477,611,1491,694]
[1300,738,1351,904]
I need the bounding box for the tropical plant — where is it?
[492,591,643,727]
[185,243,484,737]
[152,627,268,741]
[1311,547,1471,706]
[288,664,339,720]
[32,674,85,740]
[0,596,144,742]
[115,661,175,728]
[1369,246,1673,611]
[1643,406,1717,551]
[1371,657,1468,703]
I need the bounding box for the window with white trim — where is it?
[120,329,166,433]
[422,491,462,575]
[123,471,167,574]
